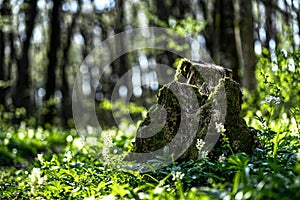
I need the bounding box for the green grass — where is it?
[0,118,299,199]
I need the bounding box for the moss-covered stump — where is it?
[131,59,253,161]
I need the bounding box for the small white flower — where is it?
[288,58,295,71]
[218,154,226,163]
[196,139,205,150]
[66,135,73,143]
[165,184,172,191]
[261,96,280,105]
[63,151,72,162]
[6,132,12,139]
[29,168,46,185]
[73,137,85,149]
[37,154,43,163]
[138,192,149,199]
[154,187,164,194]
[196,139,208,159]
[215,122,226,133]
[280,49,288,57]
[86,136,97,146]
[171,171,185,181]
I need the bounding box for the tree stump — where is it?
[131,59,253,161]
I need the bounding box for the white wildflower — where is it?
[37,154,44,163]
[280,49,288,57]
[87,125,94,135]
[218,154,226,163]
[171,171,185,181]
[218,154,226,167]
[66,135,73,143]
[6,132,12,138]
[4,138,9,145]
[165,184,172,192]
[196,139,208,159]
[215,122,226,133]
[63,151,72,162]
[272,63,278,71]
[154,187,164,194]
[28,128,35,139]
[138,192,149,199]
[288,58,295,71]
[73,137,85,149]
[29,168,46,185]
[196,139,205,150]
[260,96,280,105]
[12,148,17,154]
[86,136,97,146]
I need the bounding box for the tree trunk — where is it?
[204,0,240,83]
[218,0,239,82]
[0,25,5,106]
[60,1,81,127]
[264,0,275,50]
[44,0,61,124]
[240,0,256,90]
[12,0,38,120]
[0,0,13,107]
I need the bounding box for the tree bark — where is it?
[12,0,38,119]
[217,0,239,82]
[263,0,276,50]
[240,0,257,90]
[44,0,61,124]
[60,1,81,126]
[0,8,5,105]
[204,0,239,82]
[0,0,13,107]
[131,59,253,163]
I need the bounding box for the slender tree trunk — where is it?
[0,27,5,106]
[60,1,81,127]
[214,0,239,82]
[240,0,256,90]
[113,0,128,77]
[264,0,275,50]
[0,0,12,106]
[8,32,14,81]
[44,0,61,124]
[12,0,37,120]
[203,0,218,62]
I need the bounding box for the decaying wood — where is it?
[131,59,253,161]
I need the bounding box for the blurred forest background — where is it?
[0,0,299,128]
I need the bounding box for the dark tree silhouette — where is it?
[12,0,38,118]
[44,0,62,124]
[60,0,81,126]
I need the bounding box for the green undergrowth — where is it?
[0,120,299,199]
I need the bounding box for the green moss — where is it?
[175,59,205,86]
[132,60,253,161]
